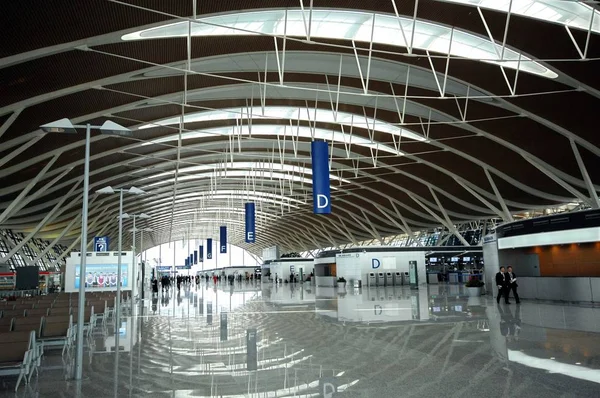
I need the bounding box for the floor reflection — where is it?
[3,281,600,397]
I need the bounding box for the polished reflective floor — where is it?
[3,282,600,397]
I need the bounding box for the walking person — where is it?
[506,266,520,304]
[495,266,510,304]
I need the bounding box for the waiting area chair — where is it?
[0,330,38,391]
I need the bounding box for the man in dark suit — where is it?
[506,266,520,304]
[495,266,510,304]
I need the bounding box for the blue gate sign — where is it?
[207,239,213,259]
[220,226,227,254]
[94,236,110,252]
[311,140,331,214]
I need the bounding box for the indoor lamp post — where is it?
[39,118,131,381]
[137,228,153,301]
[96,187,147,335]
[125,213,151,311]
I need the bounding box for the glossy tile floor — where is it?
[3,282,600,397]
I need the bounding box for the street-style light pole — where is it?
[125,213,151,311]
[137,228,153,301]
[40,118,131,381]
[97,186,146,334]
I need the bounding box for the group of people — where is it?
[175,275,199,290]
[151,274,199,295]
[495,265,520,304]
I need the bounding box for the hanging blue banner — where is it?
[311,140,331,214]
[220,226,227,253]
[194,250,198,265]
[199,245,204,262]
[207,239,213,259]
[189,255,193,267]
[245,202,256,243]
[185,258,189,268]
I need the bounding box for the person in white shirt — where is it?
[506,266,520,304]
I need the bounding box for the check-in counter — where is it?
[448,272,459,284]
[513,277,600,304]
[427,273,439,284]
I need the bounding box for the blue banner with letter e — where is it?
[94,236,109,252]
[245,202,256,243]
[220,226,227,253]
[311,140,331,214]
[207,239,213,259]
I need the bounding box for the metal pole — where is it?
[141,230,145,300]
[116,189,124,334]
[131,216,136,312]
[74,123,91,380]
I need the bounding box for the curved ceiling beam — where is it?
[1,75,588,212]
[0,133,567,233]
[1,87,579,221]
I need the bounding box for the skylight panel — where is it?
[122,8,557,78]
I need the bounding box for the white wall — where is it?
[65,251,133,293]
[336,250,427,286]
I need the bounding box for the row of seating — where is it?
[0,291,128,390]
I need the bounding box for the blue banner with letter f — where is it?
[311,140,331,214]
[219,226,227,253]
[245,202,256,243]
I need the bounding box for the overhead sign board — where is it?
[94,236,110,252]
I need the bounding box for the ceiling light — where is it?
[128,187,146,195]
[40,118,77,134]
[99,120,132,137]
[97,186,116,194]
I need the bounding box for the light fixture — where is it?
[97,186,116,194]
[99,120,132,136]
[119,213,131,219]
[128,187,146,195]
[40,118,77,134]
[138,213,151,219]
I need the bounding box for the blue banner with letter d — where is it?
[311,140,331,214]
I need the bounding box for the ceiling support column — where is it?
[570,138,600,208]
